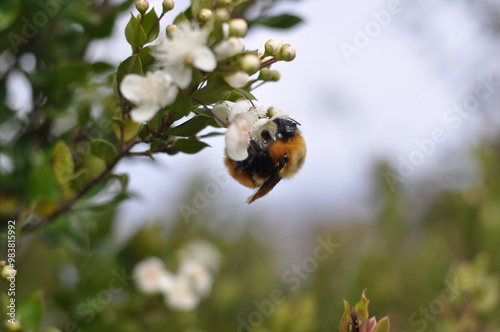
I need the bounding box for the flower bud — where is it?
[166,24,177,38]
[264,39,283,57]
[3,320,21,332]
[0,260,5,268]
[279,44,296,61]
[197,8,213,23]
[229,18,248,37]
[215,8,230,23]
[270,70,281,81]
[162,0,175,13]
[240,54,260,74]
[135,0,149,14]
[258,67,273,81]
[1,265,16,282]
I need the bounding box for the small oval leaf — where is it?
[116,55,143,87]
[51,140,74,185]
[253,14,303,29]
[90,139,118,164]
[125,13,147,50]
[142,8,159,43]
[174,139,210,154]
[164,114,210,137]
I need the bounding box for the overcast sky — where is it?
[82,0,500,241]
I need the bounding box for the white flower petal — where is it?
[159,83,179,108]
[226,117,252,161]
[167,64,192,89]
[224,71,249,88]
[130,104,160,123]
[119,74,146,104]
[213,37,245,60]
[212,103,231,127]
[192,46,217,72]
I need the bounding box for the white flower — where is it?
[120,70,178,123]
[213,100,267,161]
[223,71,249,88]
[213,37,245,60]
[153,23,217,89]
[226,116,253,161]
[164,275,200,311]
[133,257,174,294]
[178,259,213,297]
[179,239,222,272]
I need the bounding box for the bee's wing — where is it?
[246,170,282,203]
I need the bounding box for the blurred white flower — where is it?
[165,275,200,311]
[133,257,174,294]
[179,239,222,272]
[223,71,249,88]
[153,23,216,89]
[213,37,245,60]
[120,70,178,123]
[178,259,213,297]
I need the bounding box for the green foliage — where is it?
[254,14,304,29]
[3,1,500,332]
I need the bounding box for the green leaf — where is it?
[229,88,257,102]
[339,300,351,332]
[167,92,193,121]
[17,289,45,331]
[116,55,143,87]
[90,139,118,164]
[173,10,189,25]
[174,139,210,154]
[92,61,115,74]
[254,13,303,29]
[142,8,159,43]
[114,117,140,142]
[352,289,370,323]
[373,316,390,332]
[165,114,210,137]
[125,13,147,50]
[191,76,230,105]
[0,0,20,32]
[51,140,74,185]
[139,45,155,72]
[199,131,224,138]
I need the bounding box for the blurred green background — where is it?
[1,0,500,331]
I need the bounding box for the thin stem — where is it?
[260,57,277,68]
[23,139,139,233]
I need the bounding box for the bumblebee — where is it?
[225,117,306,203]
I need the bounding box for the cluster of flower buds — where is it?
[121,0,297,124]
